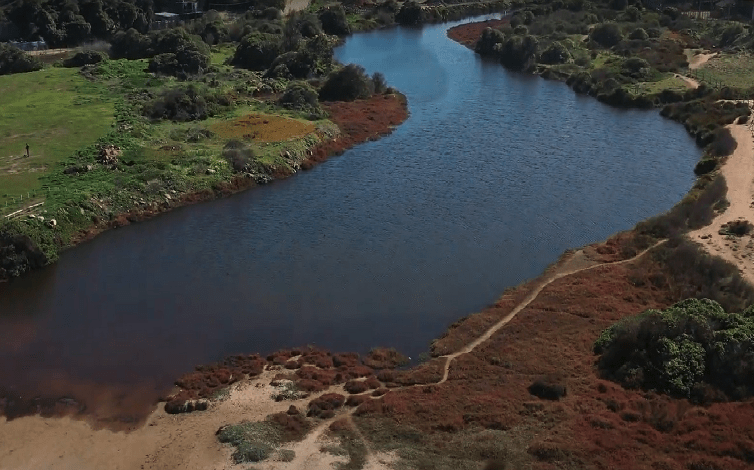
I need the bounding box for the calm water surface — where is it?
[0,17,700,412]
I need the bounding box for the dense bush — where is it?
[5,0,151,46]
[621,57,650,78]
[278,81,322,116]
[539,41,571,64]
[318,64,374,101]
[707,127,737,157]
[222,140,256,173]
[590,23,623,47]
[0,43,42,75]
[475,27,506,55]
[595,298,754,401]
[636,175,727,238]
[395,1,422,25]
[63,49,108,67]
[142,86,227,121]
[148,47,210,76]
[110,28,152,59]
[499,34,539,70]
[110,27,210,68]
[372,72,387,94]
[319,5,350,36]
[528,377,567,400]
[628,27,648,40]
[719,23,745,47]
[0,230,48,279]
[231,32,283,71]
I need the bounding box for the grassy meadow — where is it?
[0,67,116,204]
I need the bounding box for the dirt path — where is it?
[435,241,663,384]
[688,51,718,70]
[690,120,754,286]
[284,0,310,14]
[675,73,700,89]
[0,240,667,470]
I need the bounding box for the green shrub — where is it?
[499,34,539,70]
[629,28,648,40]
[231,32,283,71]
[539,41,571,65]
[319,5,350,36]
[720,24,745,47]
[372,72,387,94]
[278,81,322,116]
[318,64,374,101]
[143,86,226,122]
[595,298,754,401]
[590,23,624,47]
[396,1,422,25]
[222,140,256,173]
[475,27,506,55]
[0,43,43,75]
[621,57,650,78]
[63,50,108,67]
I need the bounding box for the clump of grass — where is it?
[353,416,531,470]
[323,422,368,470]
[217,420,282,463]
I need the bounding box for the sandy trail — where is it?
[435,241,664,384]
[675,73,700,89]
[284,0,310,14]
[690,120,754,286]
[688,51,718,70]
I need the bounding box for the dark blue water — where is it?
[0,17,700,412]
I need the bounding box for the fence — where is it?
[1,191,44,219]
[682,10,711,19]
[5,40,48,51]
[687,69,727,89]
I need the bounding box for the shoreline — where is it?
[0,93,409,282]
[4,16,754,470]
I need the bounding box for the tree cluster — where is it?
[5,0,154,47]
[0,43,42,75]
[595,298,754,402]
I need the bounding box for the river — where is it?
[0,16,700,418]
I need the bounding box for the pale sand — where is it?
[0,369,334,470]
[688,51,718,70]
[690,119,754,287]
[0,367,396,470]
[284,0,310,14]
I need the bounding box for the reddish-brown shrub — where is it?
[344,380,370,394]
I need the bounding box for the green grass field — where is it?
[0,67,116,201]
[694,52,754,89]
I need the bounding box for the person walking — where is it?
[25,143,29,158]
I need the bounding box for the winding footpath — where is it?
[690,115,754,287]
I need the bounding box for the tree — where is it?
[319,5,350,36]
[0,43,43,75]
[539,41,571,65]
[590,23,623,47]
[396,1,422,25]
[475,27,505,55]
[499,34,538,70]
[319,64,374,101]
[231,32,283,71]
[110,28,152,59]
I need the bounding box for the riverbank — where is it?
[0,89,408,282]
[4,221,754,469]
[67,93,408,249]
[3,11,754,470]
